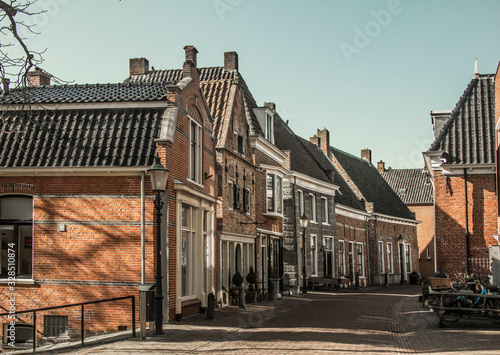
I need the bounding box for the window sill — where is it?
[263,212,283,218]
[0,278,36,285]
[187,178,204,189]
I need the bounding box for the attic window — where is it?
[398,188,407,194]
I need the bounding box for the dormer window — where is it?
[265,112,274,143]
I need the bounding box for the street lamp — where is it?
[148,156,169,335]
[299,213,309,294]
[398,235,405,285]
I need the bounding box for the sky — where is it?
[15,0,500,169]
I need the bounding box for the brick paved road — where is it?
[40,285,500,354]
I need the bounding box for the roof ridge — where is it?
[330,145,374,166]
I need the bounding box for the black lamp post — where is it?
[148,156,169,335]
[299,213,309,294]
[398,235,405,285]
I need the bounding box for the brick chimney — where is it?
[264,102,276,113]
[361,148,372,164]
[129,58,149,76]
[183,45,198,79]
[377,160,385,172]
[316,128,330,155]
[27,68,51,86]
[224,51,238,70]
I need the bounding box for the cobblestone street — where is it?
[39,285,500,354]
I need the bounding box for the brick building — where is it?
[379,166,435,280]
[311,130,419,286]
[0,46,218,339]
[126,52,286,302]
[274,117,338,294]
[423,67,497,279]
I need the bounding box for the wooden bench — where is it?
[309,277,338,291]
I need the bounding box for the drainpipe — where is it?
[464,168,470,273]
[141,171,146,284]
[292,176,299,294]
[430,177,437,273]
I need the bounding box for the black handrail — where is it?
[0,295,136,352]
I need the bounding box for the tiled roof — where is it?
[125,67,264,140]
[0,82,171,104]
[331,147,415,220]
[274,116,332,184]
[0,107,162,167]
[125,67,235,84]
[380,168,433,205]
[428,74,495,165]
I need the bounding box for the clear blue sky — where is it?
[22,0,500,169]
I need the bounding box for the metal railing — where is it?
[0,295,135,352]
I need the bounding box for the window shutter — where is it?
[244,188,250,213]
[234,185,241,210]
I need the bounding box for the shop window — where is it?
[0,196,33,278]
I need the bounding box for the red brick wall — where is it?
[434,170,497,278]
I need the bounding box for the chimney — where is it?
[310,135,320,147]
[183,45,198,79]
[129,58,149,76]
[474,57,479,77]
[377,160,385,172]
[361,148,372,164]
[27,67,51,86]
[184,45,198,67]
[316,128,330,155]
[264,102,276,112]
[224,51,238,70]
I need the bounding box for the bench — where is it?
[309,277,338,291]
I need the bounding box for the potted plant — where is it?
[245,266,257,303]
[231,271,244,304]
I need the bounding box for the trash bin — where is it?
[139,284,155,339]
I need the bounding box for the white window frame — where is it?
[426,246,431,260]
[387,242,394,274]
[189,118,203,184]
[321,196,328,224]
[309,194,316,223]
[405,243,412,273]
[339,240,345,276]
[265,111,274,143]
[266,173,283,215]
[378,241,385,274]
[310,234,318,276]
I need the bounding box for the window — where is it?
[1,196,33,278]
[309,194,316,222]
[356,243,364,277]
[378,241,385,274]
[405,244,412,273]
[298,190,304,216]
[44,316,68,338]
[426,246,431,260]
[189,119,202,183]
[310,235,317,276]
[321,197,328,224]
[266,173,282,214]
[324,237,334,278]
[348,242,354,276]
[265,112,273,143]
[339,241,345,276]
[243,188,250,214]
[181,203,196,297]
[387,243,394,274]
